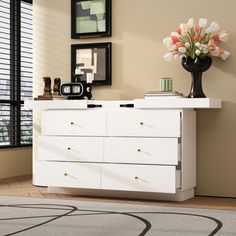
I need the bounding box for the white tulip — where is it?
[187,18,195,28]
[180,23,189,31]
[167,44,177,51]
[195,42,200,48]
[198,44,203,50]
[171,31,181,38]
[195,49,201,56]
[164,52,174,62]
[181,29,188,36]
[178,47,187,53]
[174,54,180,59]
[199,44,207,50]
[219,31,229,42]
[210,47,220,56]
[206,22,220,34]
[201,44,208,53]
[163,37,173,45]
[220,50,230,60]
[185,42,190,48]
[199,18,207,28]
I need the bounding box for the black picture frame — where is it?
[71,42,112,85]
[71,0,111,39]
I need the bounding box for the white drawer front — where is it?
[107,110,180,137]
[101,164,177,193]
[41,110,106,136]
[34,161,100,189]
[38,136,103,162]
[104,137,178,165]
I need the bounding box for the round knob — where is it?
[64,173,68,176]
[137,149,141,152]
[140,122,143,125]
[70,122,74,125]
[67,147,71,150]
[134,176,138,180]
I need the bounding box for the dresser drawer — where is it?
[38,136,103,162]
[101,164,178,193]
[104,137,178,165]
[34,161,100,189]
[107,110,181,137]
[41,110,106,136]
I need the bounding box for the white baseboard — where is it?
[48,187,195,202]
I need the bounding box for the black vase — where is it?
[181,57,212,98]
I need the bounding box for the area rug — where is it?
[0,195,236,236]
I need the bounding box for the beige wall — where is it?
[33,0,236,197]
[0,148,32,178]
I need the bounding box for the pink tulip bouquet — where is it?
[163,18,230,62]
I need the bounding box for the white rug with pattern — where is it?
[0,195,236,235]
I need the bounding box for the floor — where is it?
[1,175,236,211]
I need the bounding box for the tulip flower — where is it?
[219,31,229,42]
[171,36,179,44]
[180,23,188,31]
[195,49,201,56]
[199,18,207,28]
[176,42,184,47]
[195,25,200,32]
[206,22,220,34]
[163,37,173,45]
[176,28,181,34]
[181,29,188,36]
[167,44,177,52]
[163,18,230,61]
[178,47,187,53]
[187,18,195,28]
[185,42,190,48]
[212,31,229,42]
[220,50,230,60]
[164,52,174,62]
[210,47,220,57]
[171,32,181,38]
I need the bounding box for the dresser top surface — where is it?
[24,98,222,110]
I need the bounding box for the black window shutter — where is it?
[0,0,32,148]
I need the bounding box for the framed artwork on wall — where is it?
[71,42,112,85]
[71,0,112,38]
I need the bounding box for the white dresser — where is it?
[25,98,221,201]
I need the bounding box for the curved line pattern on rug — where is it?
[0,203,223,236]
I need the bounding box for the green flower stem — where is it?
[207,33,211,43]
[202,33,207,44]
[187,32,195,59]
[191,28,194,37]
[179,37,185,43]
[198,28,202,38]
[186,47,192,57]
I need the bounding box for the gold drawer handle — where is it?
[140,122,144,125]
[134,176,139,180]
[64,172,68,176]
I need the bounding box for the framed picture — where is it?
[71,42,112,85]
[71,0,112,38]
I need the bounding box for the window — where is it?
[0,0,33,148]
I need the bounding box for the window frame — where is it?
[0,0,33,149]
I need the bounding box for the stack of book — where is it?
[145,91,184,99]
[34,95,67,100]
